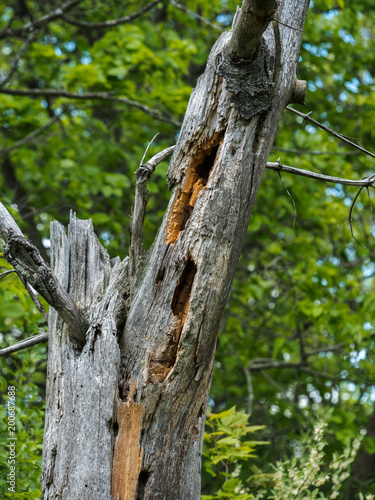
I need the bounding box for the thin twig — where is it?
[170,0,223,31]
[0,114,60,159]
[61,0,160,29]
[243,365,254,414]
[24,281,49,321]
[0,332,48,357]
[367,187,375,224]
[349,186,366,248]
[267,161,375,187]
[277,170,297,227]
[140,133,160,166]
[272,146,360,156]
[0,88,181,127]
[272,17,303,32]
[0,269,16,280]
[129,143,174,291]
[0,31,39,87]
[0,0,83,39]
[286,106,375,160]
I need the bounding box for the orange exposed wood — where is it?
[111,401,143,500]
[165,135,223,244]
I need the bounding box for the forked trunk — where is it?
[41,2,309,498]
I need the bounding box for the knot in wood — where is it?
[136,164,152,182]
[217,38,274,119]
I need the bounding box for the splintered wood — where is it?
[111,402,143,500]
[165,135,223,244]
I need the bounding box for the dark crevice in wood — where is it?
[148,257,197,384]
[155,267,165,285]
[113,421,119,439]
[136,469,151,500]
[165,134,223,244]
[171,258,197,320]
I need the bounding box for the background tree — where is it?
[0,1,375,499]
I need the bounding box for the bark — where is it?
[1,1,310,498]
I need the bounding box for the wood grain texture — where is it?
[39,2,310,498]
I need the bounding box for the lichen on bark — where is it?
[217,38,274,119]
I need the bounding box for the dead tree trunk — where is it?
[0,1,309,498]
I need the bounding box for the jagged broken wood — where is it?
[1,1,311,499]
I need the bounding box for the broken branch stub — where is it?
[227,0,278,62]
[0,203,87,345]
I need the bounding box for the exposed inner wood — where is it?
[148,258,197,384]
[111,401,143,500]
[165,134,223,244]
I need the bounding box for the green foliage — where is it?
[202,407,269,499]
[0,342,46,498]
[1,0,375,498]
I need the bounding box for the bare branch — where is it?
[349,186,366,248]
[272,146,360,156]
[0,0,83,40]
[227,0,278,61]
[61,0,160,29]
[305,344,344,357]
[0,269,16,280]
[170,1,223,31]
[277,170,297,227]
[286,106,375,161]
[0,332,48,357]
[340,249,375,268]
[0,31,39,87]
[249,360,302,371]
[0,88,181,127]
[129,143,175,287]
[0,114,60,159]
[272,17,303,32]
[267,160,375,187]
[243,365,254,414]
[24,282,49,321]
[0,202,87,344]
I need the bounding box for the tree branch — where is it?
[129,143,175,288]
[267,160,375,187]
[0,31,38,87]
[0,0,83,40]
[24,282,49,321]
[0,88,180,127]
[0,269,16,280]
[286,106,375,161]
[115,144,375,191]
[61,0,160,29]
[227,0,278,61]
[170,0,223,31]
[0,203,87,345]
[0,332,48,357]
[272,146,360,156]
[0,114,60,159]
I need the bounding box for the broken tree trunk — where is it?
[0,1,310,499]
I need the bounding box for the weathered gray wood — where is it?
[41,217,127,499]
[116,2,309,498]
[38,2,310,499]
[0,202,87,342]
